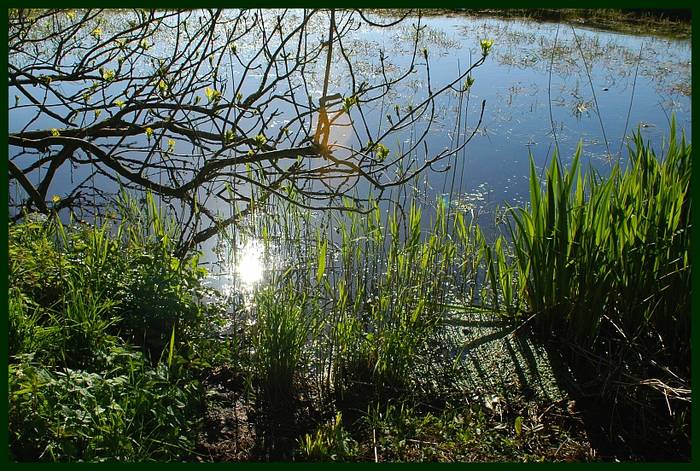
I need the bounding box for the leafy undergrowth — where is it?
[8,194,229,462]
[508,127,691,459]
[8,127,690,462]
[305,399,593,462]
[193,364,594,463]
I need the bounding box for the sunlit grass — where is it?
[8,125,690,461]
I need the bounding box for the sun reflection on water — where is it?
[235,240,265,287]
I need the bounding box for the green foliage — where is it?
[8,289,44,358]
[7,194,226,462]
[111,192,217,358]
[252,286,318,408]
[479,232,521,317]
[342,95,358,113]
[505,126,691,449]
[480,38,494,56]
[330,201,455,409]
[204,86,221,104]
[372,143,390,161]
[463,75,475,91]
[9,193,218,362]
[359,401,552,462]
[9,349,203,462]
[253,133,267,148]
[101,68,115,82]
[509,127,691,367]
[157,78,168,95]
[298,412,358,461]
[223,128,236,143]
[9,215,68,309]
[8,122,689,461]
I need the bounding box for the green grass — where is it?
[297,399,591,462]
[252,285,319,410]
[246,125,690,459]
[504,125,691,455]
[8,194,228,462]
[509,126,690,369]
[8,127,690,461]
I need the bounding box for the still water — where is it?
[203,12,692,293]
[8,10,691,293]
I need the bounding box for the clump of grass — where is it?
[251,285,319,410]
[244,281,323,459]
[111,192,219,360]
[344,399,591,462]
[507,124,691,454]
[298,412,358,461]
[510,126,690,361]
[8,193,228,462]
[329,201,458,412]
[8,288,45,359]
[9,216,121,369]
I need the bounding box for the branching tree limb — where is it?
[8,8,488,254]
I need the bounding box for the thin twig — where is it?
[571,25,612,162]
[618,42,644,162]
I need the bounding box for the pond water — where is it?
[8,10,691,295]
[202,12,692,294]
[333,13,691,210]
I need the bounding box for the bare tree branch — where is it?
[8,8,489,255]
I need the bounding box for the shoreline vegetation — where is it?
[8,128,691,462]
[376,9,692,39]
[7,8,691,463]
[12,8,693,38]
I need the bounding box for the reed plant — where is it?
[505,125,691,451]
[326,199,464,411]
[10,124,689,461]
[251,285,320,409]
[509,127,690,366]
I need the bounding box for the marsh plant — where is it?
[8,194,227,461]
[510,125,690,375]
[217,124,690,459]
[7,126,690,462]
[505,125,691,452]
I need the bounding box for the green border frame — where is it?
[1,2,695,466]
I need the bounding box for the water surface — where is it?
[8,10,691,293]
